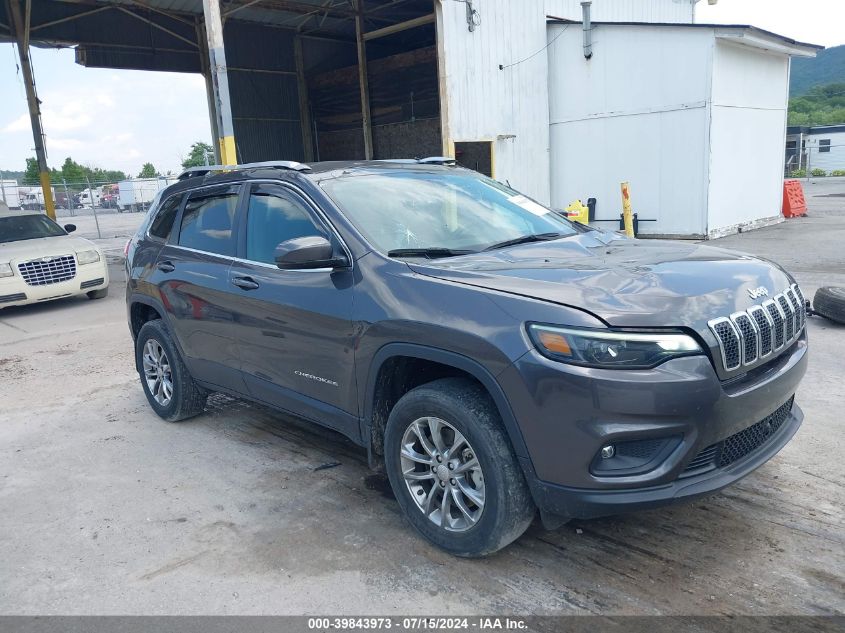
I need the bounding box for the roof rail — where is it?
[417,156,457,165]
[176,160,311,181]
[374,157,458,166]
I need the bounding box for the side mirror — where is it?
[64,224,77,233]
[274,235,349,270]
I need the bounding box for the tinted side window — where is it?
[149,194,182,241]
[178,192,239,256]
[246,185,325,264]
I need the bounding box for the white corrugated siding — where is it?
[436,0,696,204]
[806,130,845,172]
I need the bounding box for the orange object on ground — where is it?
[782,179,807,218]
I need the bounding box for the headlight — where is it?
[0,263,12,278]
[76,249,101,265]
[527,323,702,369]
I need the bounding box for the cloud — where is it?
[1,47,211,175]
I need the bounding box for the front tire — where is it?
[135,320,207,422]
[86,287,108,300]
[384,378,535,557]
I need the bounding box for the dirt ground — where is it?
[0,183,843,615]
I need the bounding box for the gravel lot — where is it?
[0,183,842,615]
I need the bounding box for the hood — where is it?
[0,235,100,264]
[406,231,794,330]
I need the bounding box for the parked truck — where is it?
[117,177,176,213]
[21,187,57,210]
[76,187,102,209]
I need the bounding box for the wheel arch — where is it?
[362,343,531,470]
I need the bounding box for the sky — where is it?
[1,0,843,178]
[0,46,210,177]
[695,0,844,48]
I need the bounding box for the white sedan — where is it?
[0,211,109,309]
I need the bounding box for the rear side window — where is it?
[178,191,239,256]
[245,184,326,264]
[148,194,182,241]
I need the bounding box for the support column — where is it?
[8,0,56,220]
[201,0,237,165]
[354,0,373,159]
[196,17,221,164]
[294,36,314,162]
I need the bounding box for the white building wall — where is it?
[548,24,713,236]
[707,40,791,235]
[435,0,696,205]
[806,130,845,172]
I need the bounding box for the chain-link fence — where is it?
[0,176,178,238]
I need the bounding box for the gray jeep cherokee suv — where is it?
[126,160,808,556]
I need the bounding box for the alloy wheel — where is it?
[142,338,173,406]
[400,416,485,532]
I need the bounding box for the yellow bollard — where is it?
[620,181,634,238]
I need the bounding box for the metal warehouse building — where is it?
[1,0,821,237]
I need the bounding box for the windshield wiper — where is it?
[482,232,564,252]
[387,247,475,259]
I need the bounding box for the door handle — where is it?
[231,276,260,291]
[157,261,175,273]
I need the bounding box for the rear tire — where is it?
[86,288,108,300]
[384,377,535,557]
[813,287,845,324]
[135,320,207,422]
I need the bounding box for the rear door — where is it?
[226,182,358,439]
[154,183,246,392]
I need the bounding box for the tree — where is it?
[60,157,87,183]
[138,163,159,178]
[23,158,40,184]
[181,141,215,169]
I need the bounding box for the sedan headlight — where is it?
[76,249,101,265]
[0,263,12,278]
[527,323,702,369]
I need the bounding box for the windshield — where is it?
[320,169,577,256]
[0,214,67,243]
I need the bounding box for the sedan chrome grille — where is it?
[17,255,77,286]
[708,284,805,372]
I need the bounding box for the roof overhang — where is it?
[546,19,824,58]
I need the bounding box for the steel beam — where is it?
[7,0,56,220]
[354,0,372,159]
[362,12,433,40]
[202,0,238,165]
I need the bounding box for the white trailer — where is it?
[117,177,177,213]
[0,180,21,209]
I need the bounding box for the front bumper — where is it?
[0,260,109,308]
[527,402,802,520]
[499,331,808,519]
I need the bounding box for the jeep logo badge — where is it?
[747,286,769,299]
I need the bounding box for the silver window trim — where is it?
[239,179,353,271]
[159,179,353,274]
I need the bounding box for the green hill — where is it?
[790,44,845,96]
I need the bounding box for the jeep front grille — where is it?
[708,284,805,372]
[17,255,77,286]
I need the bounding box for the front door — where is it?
[156,183,245,392]
[227,182,358,440]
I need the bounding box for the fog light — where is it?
[600,445,615,459]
